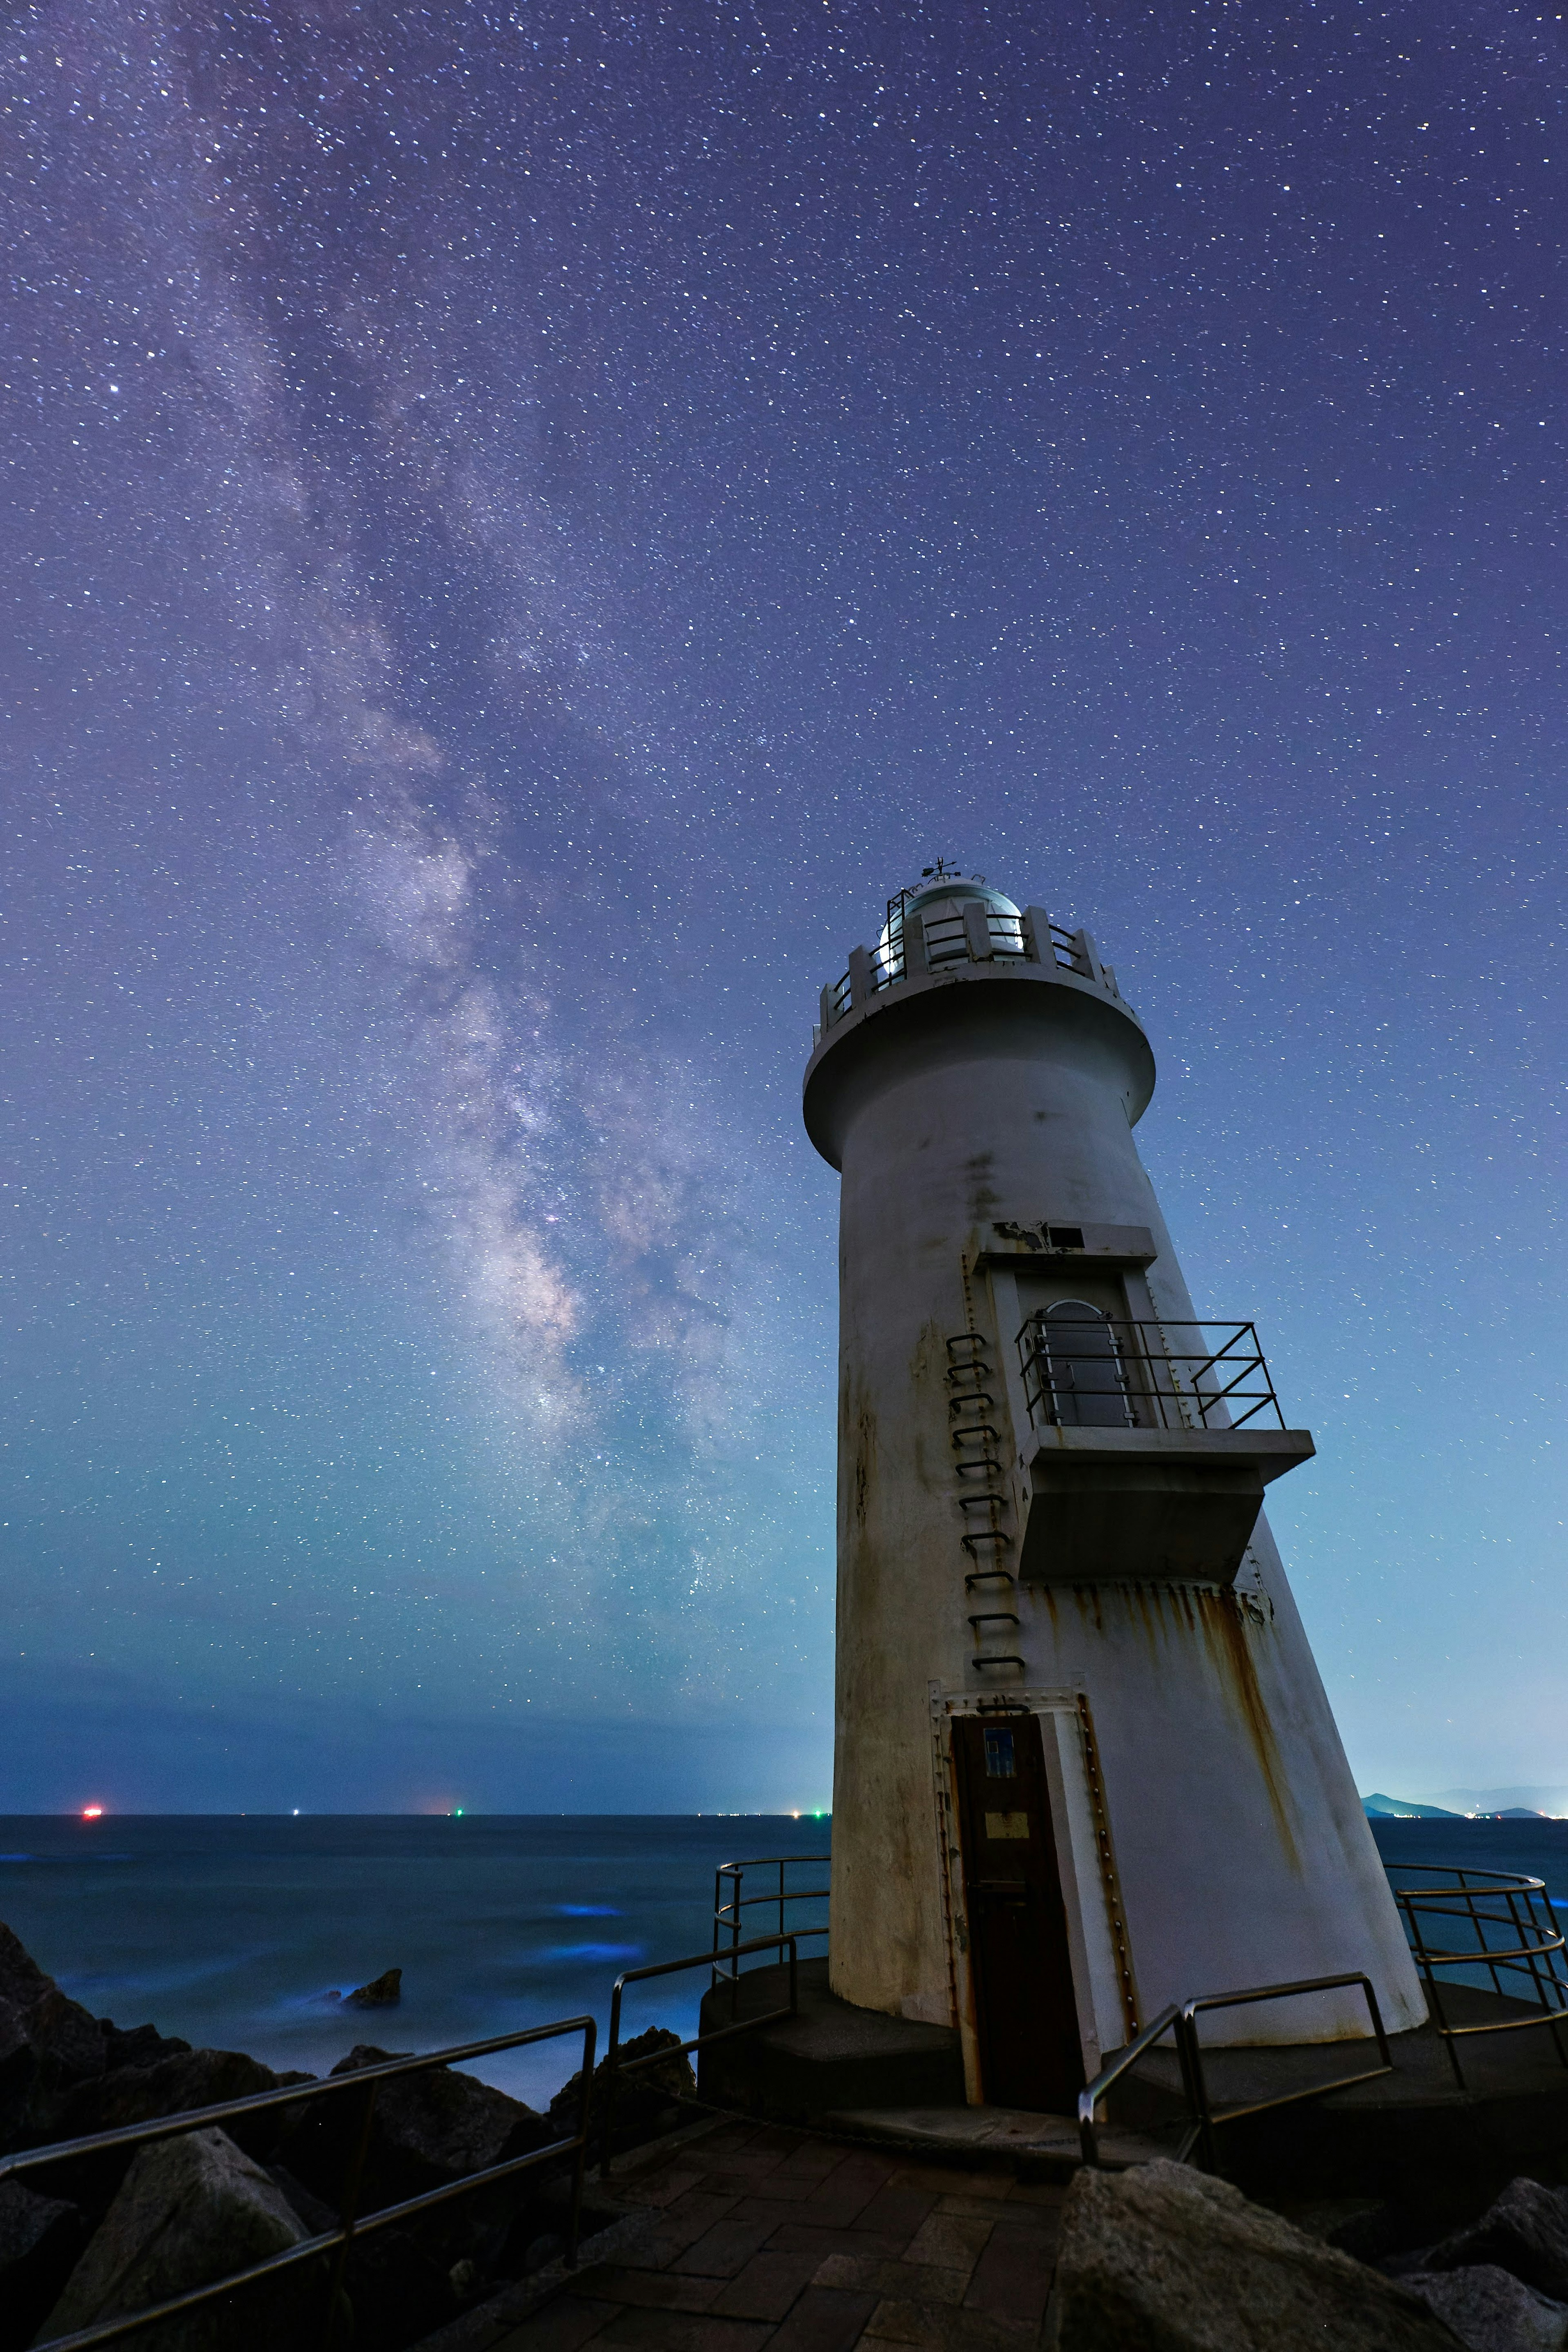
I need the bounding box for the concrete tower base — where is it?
[699,1964,1568,2207]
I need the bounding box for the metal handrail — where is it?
[600,1932,800,2178]
[8,2012,597,2351]
[1017,1315,1287,1434]
[1076,2003,1196,2169]
[1079,1971,1392,2172]
[1385,1862,1568,2087]
[713,1854,830,1982]
[1180,1973,1392,2169]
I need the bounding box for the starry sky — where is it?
[4,0,1565,1814]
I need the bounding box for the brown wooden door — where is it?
[951,1713,1085,2113]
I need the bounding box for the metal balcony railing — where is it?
[1017,1317,1287,1434]
[815,907,1126,1041]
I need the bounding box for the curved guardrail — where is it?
[1385,1861,1568,2087]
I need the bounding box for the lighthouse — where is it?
[802,869,1423,2112]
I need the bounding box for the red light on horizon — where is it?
[81,1806,104,1820]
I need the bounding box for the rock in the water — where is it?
[548,2024,695,2150]
[345,1967,402,2008]
[0,1919,108,2141]
[0,2176,84,2344]
[1426,2181,1568,2306]
[1402,2265,1568,2352]
[35,2125,325,2352]
[1045,2158,1463,2351]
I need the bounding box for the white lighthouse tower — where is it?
[803,869,1423,2111]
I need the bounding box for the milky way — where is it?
[4,1,1565,1809]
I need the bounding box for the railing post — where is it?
[319,2077,379,2351]
[1021,906,1051,964]
[818,983,833,1034]
[847,945,873,1006]
[565,2017,595,2267]
[733,1862,743,1998]
[1068,927,1105,985]
[601,1980,624,2180]
[903,910,929,977]
[962,903,991,963]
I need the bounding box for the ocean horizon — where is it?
[3,1812,1563,2112]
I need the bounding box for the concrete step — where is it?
[819,2101,1185,2179]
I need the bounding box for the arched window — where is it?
[1041,1300,1133,1428]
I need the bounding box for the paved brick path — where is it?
[493,2120,1063,2352]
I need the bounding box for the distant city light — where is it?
[81,1806,103,1820]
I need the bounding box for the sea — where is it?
[0,1815,831,2112]
[1,1813,1562,2115]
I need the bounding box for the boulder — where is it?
[1425,2181,1568,2306]
[346,1969,402,2009]
[0,2176,84,2345]
[34,2125,327,2352]
[37,2048,313,2221]
[99,2022,193,2073]
[1402,2265,1568,2352]
[0,1921,108,2142]
[548,2024,695,2151]
[1045,2158,1463,2351]
[281,2044,549,2210]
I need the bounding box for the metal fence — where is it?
[1078,1971,1392,2172]
[713,1852,831,1979]
[1017,1315,1286,1434]
[1387,1862,1568,2088]
[5,2014,598,2352]
[599,1932,802,2179]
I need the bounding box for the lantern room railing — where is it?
[1017,1316,1288,1434]
[815,905,1127,1040]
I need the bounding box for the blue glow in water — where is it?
[0,1815,830,2109]
[538,1943,643,1965]
[0,1855,35,1863]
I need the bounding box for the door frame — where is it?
[929,1683,1139,2105]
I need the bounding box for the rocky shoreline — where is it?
[11,1910,1568,2352]
[0,1919,690,2350]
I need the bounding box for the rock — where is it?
[1044,2158,1463,2351]
[266,2163,339,2237]
[99,2022,193,2072]
[1402,2265,1568,2352]
[346,1968,402,2008]
[1426,2181,1568,2305]
[37,2048,314,2224]
[35,2125,327,2352]
[281,2044,549,2210]
[548,2024,695,2151]
[0,1919,108,2142]
[0,2176,84,2344]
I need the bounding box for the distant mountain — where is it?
[1362,1793,1463,1819]
[1430,1787,1568,1817]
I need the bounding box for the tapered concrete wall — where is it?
[804,949,1424,2071]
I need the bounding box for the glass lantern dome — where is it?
[878,871,1023,972]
